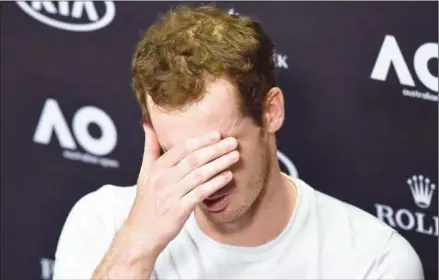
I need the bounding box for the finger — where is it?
[178,150,239,196]
[140,124,160,174]
[172,137,238,180]
[157,131,221,168]
[180,170,233,212]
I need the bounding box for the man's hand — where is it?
[126,124,239,256]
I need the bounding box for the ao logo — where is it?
[16,1,115,32]
[277,150,299,178]
[33,99,117,156]
[370,35,438,92]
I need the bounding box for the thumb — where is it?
[140,123,160,173]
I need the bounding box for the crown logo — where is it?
[407,175,436,209]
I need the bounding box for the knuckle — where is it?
[162,197,177,212]
[195,187,208,201]
[209,144,222,159]
[183,139,197,152]
[215,143,225,154]
[185,154,200,168]
[151,172,168,189]
[191,169,205,184]
[149,175,162,187]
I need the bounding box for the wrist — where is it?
[116,221,163,263]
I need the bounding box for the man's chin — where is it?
[198,203,240,224]
[199,208,229,221]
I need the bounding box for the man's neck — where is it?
[195,170,297,247]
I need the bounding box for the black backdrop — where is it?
[1,1,438,280]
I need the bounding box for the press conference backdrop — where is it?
[1,1,437,280]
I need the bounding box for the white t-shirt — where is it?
[53,175,424,279]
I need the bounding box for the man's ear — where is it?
[262,87,285,133]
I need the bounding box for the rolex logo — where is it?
[375,174,438,236]
[407,175,436,209]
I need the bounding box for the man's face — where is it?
[147,78,272,224]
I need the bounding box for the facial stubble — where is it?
[204,132,272,225]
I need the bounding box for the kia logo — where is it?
[16,1,115,32]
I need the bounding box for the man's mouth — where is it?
[202,187,232,212]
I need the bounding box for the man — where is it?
[53,5,423,280]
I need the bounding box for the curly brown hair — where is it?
[132,4,278,126]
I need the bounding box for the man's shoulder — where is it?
[297,179,422,278]
[65,183,137,232]
[91,183,137,206]
[53,184,138,279]
[77,183,136,209]
[295,179,393,254]
[306,181,395,240]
